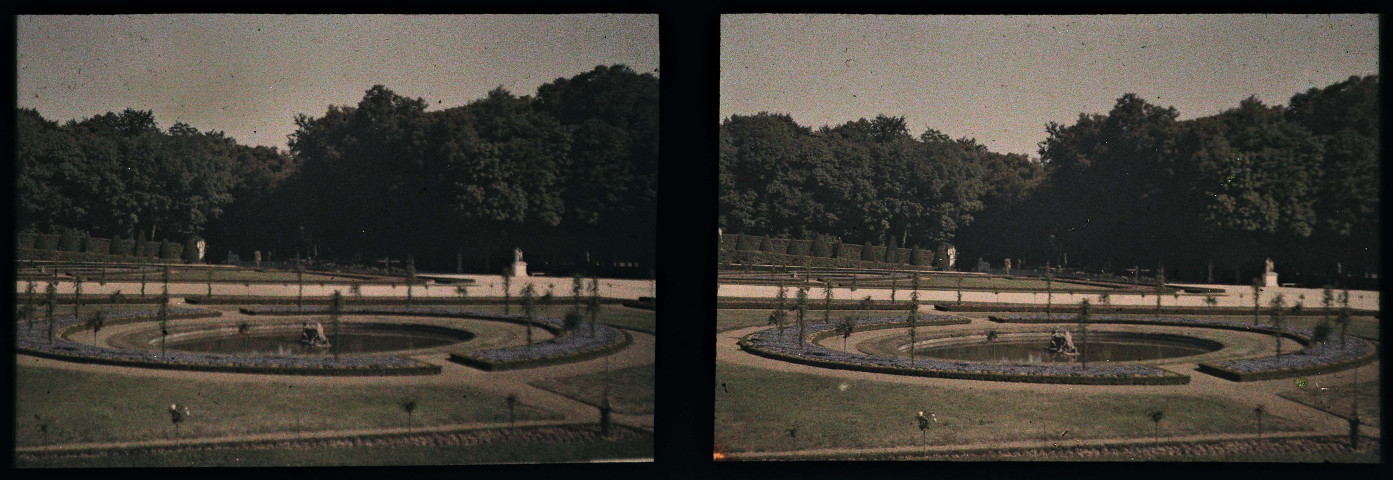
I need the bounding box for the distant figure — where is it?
[169,403,190,424]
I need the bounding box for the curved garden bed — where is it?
[17,308,441,376]
[988,314,1379,382]
[736,314,1189,385]
[239,306,632,372]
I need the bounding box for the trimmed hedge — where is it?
[787,239,811,256]
[82,237,110,255]
[758,236,775,253]
[159,240,182,260]
[35,234,59,251]
[18,233,38,250]
[16,248,174,264]
[110,237,134,256]
[719,249,935,272]
[810,237,831,257]
[59,232,82,252]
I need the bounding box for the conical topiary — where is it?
[861,241,876,261]
[810,236,830,258]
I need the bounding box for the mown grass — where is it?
[714,362,1308,453]
[531,364,656,415]
[1279,379,1381,427]
[16,430,654,467]
[15,365,561,447]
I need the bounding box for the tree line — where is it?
[719,75,1379,286]
[16,65,657,276]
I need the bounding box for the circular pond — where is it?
[913,332,1223,364]
[113,322,474,357]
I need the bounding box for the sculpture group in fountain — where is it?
[1047,327,1078,356]
[300,321,330,347]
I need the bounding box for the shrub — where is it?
[720,233,740,251]
[563,311,584,331]
[910,245,927,265]
[183,236,201,263]
[159,240,180,259]
[134,232,149,257]
[886,236,899,263]
[83,237,110,255]
[18,233,38,250]
[736,234,756,252]
[759,235,775,252]
[810,236,830,257]
[35,233,60,251]
[833,242,849,259]
[861,241,876,261]
[787,239,811,256]
[58,231,82,252]
[110,236,134,256]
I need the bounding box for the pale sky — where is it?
[18,14,660,150]
[721,14,1379,157]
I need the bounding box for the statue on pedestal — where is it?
[509,248,529,277]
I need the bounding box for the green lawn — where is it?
[714,362,1308,453]
[531,364,656,415]
[15,365,561,447]
[1279,380,1380,427]
[16,428,653,467]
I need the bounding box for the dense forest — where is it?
[719,75,1379,286]
[16,65,657,276]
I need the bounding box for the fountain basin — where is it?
[910,331,1223,364]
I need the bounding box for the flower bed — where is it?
[16,308,440,376]
[189,295,628,306]
[988,314,1378,382]
[239,306,632,372]
[717,297,914,310]
[942,303,1378,316]
[737,314,1188,385]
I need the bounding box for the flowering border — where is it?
[988,314,1378,382]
